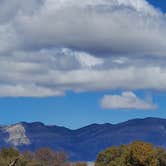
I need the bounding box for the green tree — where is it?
[129,141,158,166]
[95,146,120,166]
[0,147,20,166]
[155,147,166,166]
[95,141,159,166]
[0,147,73,166]
[0,148,43,166]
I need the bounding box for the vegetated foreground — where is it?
[1,141,166,166]
[95,141,166,166]
[0,147,87,166]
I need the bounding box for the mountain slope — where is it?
[1,117,166,161]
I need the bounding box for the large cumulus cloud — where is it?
[0,0,166,97]
[15,0,166,55]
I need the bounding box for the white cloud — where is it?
[14,0,166,56]
[1,49,166,97]
[0,0,44,23]
[0,0,165,97]
[0,84,64,97]
[101,91,157,110]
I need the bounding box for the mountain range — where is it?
[0,117,166,161]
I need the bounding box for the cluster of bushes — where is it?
[2,141,166,166]
[95,141,166,166]
[0,147,87,166]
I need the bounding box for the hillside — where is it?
[1,117,166,161]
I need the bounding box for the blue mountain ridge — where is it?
[1,117,166,161]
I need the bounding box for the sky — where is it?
[0,0,166,129]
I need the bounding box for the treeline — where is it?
[0,147,87,166]
[95,141,166,166]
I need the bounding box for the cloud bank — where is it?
[0,0,166,96]
[101,91,157,110]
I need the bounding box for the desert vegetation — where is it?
[0,147,87,166]
[2,141,166,166]
[95,141,166,166]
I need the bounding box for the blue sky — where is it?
[148,0,166,12]
[0,90,166,129]
[0,0,166,129]
[0,92,166,128]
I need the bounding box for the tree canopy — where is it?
[0,147,87,166]
[95,141,166,166]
